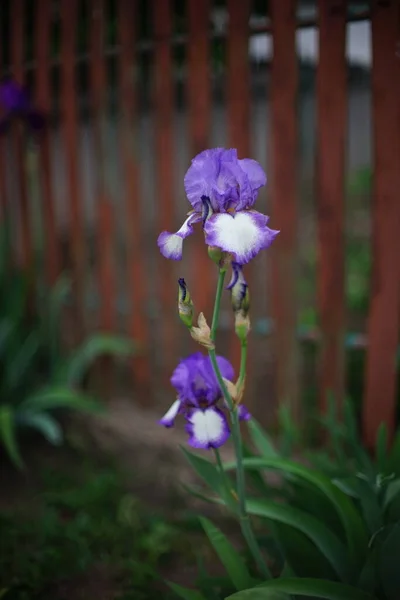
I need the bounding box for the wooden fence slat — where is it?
[61,0,85,335]
[187,0,214,327]
[154,0,176,380]
[363,0,400,445]
[35,0,60,284]
[11,0,31,268]
[227,0,251,376]
[118,0,152,404]
[90,0,114,332]
[270,0,299,419]
[316,0,347,417]
[0,11,8,227]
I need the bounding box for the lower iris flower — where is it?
[159,352,250,449]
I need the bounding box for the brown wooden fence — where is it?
[0,0,399,446]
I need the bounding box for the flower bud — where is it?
[227,263,250,316]
[207,246,232,271]
[178,278,194,328]
[227,263,251,342]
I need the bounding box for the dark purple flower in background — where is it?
[159,351,250,449]
[0,79,45,134]
[157,148,279,265]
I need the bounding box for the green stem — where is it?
[238,339,248,390]
[210,269,226,343]
[208,270,271,580]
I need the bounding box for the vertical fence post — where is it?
[60,0,85,337]
[270,0,299,421]
[11,0,31,269]
[90,0,115,333]
[316,0,347,418]
[363,0,400,446]
[35,0,60,285]
[118,0,152,404]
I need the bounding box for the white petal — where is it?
[186,408,230,449]
[157,213,201,260]
[159,399,181,427]
[204,210,279,265]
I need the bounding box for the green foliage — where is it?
[178,404,400,599]
[0,458,180,600]
[0,250,137,468]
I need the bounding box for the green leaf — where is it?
[5,331,41,391]
[225,457,368,569]
[181,447,237,512]
[384,479,400,511]
[16,412,63,445]
[387,429,400,475]
[271,523,337,580]
[247,419,278,458]
[199,517,252,591]
[19,387,105,414]
[243,498,350,581]
[225,578,376,600]
[0,406,23,469]
[378,521,400,600]
[333,476,383,535]
[67,335,138,385]
[166,581,207,600]
[375,423,388,473]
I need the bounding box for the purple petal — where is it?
[185,407,230,449]
[184,148,225,211]
[204,209,279,265]
[238,159,266,191]
[159,399,182,427]
[171,352,205,403]
[157,213,201,260]
[237,404,251,421]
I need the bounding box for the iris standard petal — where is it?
[185,407,230,449]
[157,213,201,260]
[170,352,204,401]
[159,399,181,427]
[204,210,279,265]
[184,148,224,211]
[238,159,267,191]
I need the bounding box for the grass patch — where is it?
[0,452,188,599]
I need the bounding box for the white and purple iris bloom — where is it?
[160,352,250,449]
[158,148,279,265]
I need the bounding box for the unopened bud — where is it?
[178,278,193,328]
[208,246,232,272]
[227,263,250,316]
[235,312,251,343]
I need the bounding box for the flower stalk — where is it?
[208,270,271,579]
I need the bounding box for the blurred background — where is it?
[0,0,399,598]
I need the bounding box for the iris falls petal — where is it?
[185,407,230,449]
[204,210,279,265]
[157,213,201,260]
[159,399,181,427]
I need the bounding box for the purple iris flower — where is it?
[160,352,250,449]
[157,148,279,265]
[0,79,45,134]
